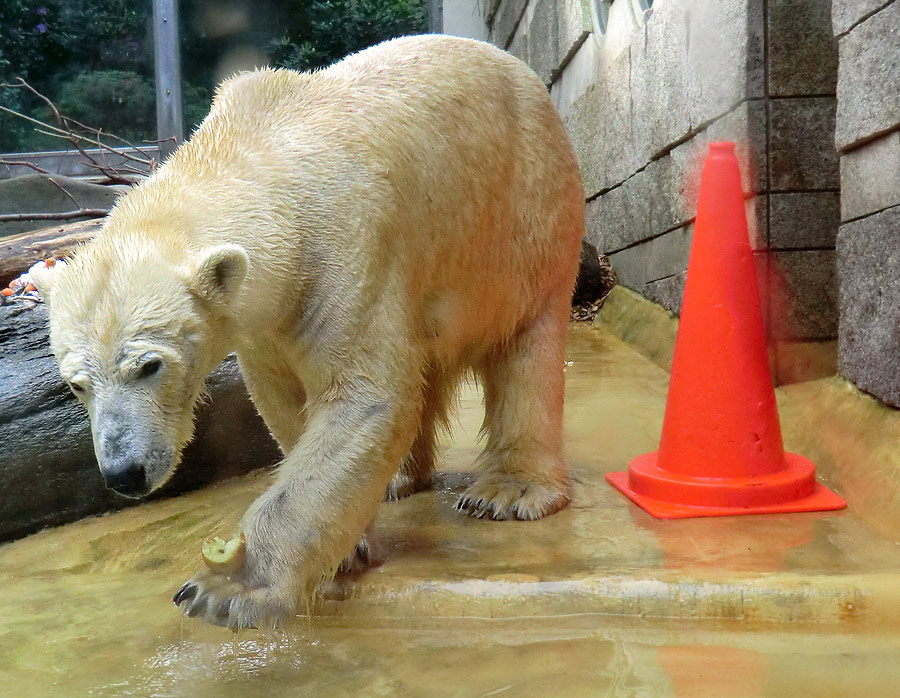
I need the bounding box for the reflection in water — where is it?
[657,645,769,698]
[1,326,900,696]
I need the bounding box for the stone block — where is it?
[769,250,838,340]
[835,2,900,151]
[837,207,900,406]
[551,33,600,118]
[840,131,900,221]
[607,243,646,292]
[685,0,766,126]
[769,192,840,248]
[832,0,891,37]
[643,272,687,315]
[705,99,769,193]
[584,170,652,254]
[557,0,592,69]
[485,0,504,23]
[490,0,528,48]
[630,0,692,163]
[502,0,589,85]
[526,0,558,84]
[645,224,693,283]
[565,47,638,196]
[640,102,766,236]
[507,14,527,63]
[643,148,699,236]
[629,0,763,165]
[746,195,769,251]
[770,97,839,190]
[768,0,838,96]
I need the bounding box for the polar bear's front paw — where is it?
[173,570,293,630]
[456,475,570,521]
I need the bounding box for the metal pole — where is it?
[428,0,444,33]
[153,0,184,162]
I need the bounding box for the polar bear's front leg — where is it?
[173,377,422,629]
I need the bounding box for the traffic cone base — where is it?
[607,452,847,519]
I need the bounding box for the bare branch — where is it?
[0,105,70,138]
[0,160,51,175]
[1,78,158,179]
[0,210,108,223]
[80,162,135,185]
[66,117,156,164]
[142,136,177,146]
[46,177,82,210]
[6,78,66,131]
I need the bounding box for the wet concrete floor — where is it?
[1,324,900,697]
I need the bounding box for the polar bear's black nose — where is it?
[103,461,149,498]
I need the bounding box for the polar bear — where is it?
[32,34,585,629]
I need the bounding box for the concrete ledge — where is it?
[596,280,838,385]
[780,376,900,543]
[594,286,678,372]
[325,571,900,626]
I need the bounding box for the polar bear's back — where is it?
[127,35,583,347]
[313,36,583,312]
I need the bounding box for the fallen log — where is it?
[0,302,282,542]
[0,218,103,287]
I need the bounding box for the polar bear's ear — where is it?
[190,244,249,305]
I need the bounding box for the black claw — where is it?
[356,541,372,566]
[173,583,197,606]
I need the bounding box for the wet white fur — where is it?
[33,35,585,628]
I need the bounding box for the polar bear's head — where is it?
[32,241,249,498]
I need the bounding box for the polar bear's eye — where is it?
[138,359,162,380]
[66,374,90,397]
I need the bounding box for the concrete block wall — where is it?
[477,0,842,384]
[834,1,900,405]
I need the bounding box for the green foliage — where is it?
[0,0,156,152]
[267,0,427,72]
[0,0,426,153]
[182,81,214,136]
[50,70,156,143]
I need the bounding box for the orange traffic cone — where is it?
[606,142,846,518]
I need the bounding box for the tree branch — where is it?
[1,78,158,182]
[46,176,82,210]
[0,160,51,175]
[0,210,108,223]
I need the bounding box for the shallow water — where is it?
[2,325,900,697]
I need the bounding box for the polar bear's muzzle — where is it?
[92,403,175,498]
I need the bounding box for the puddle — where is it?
[2,325,900,696]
